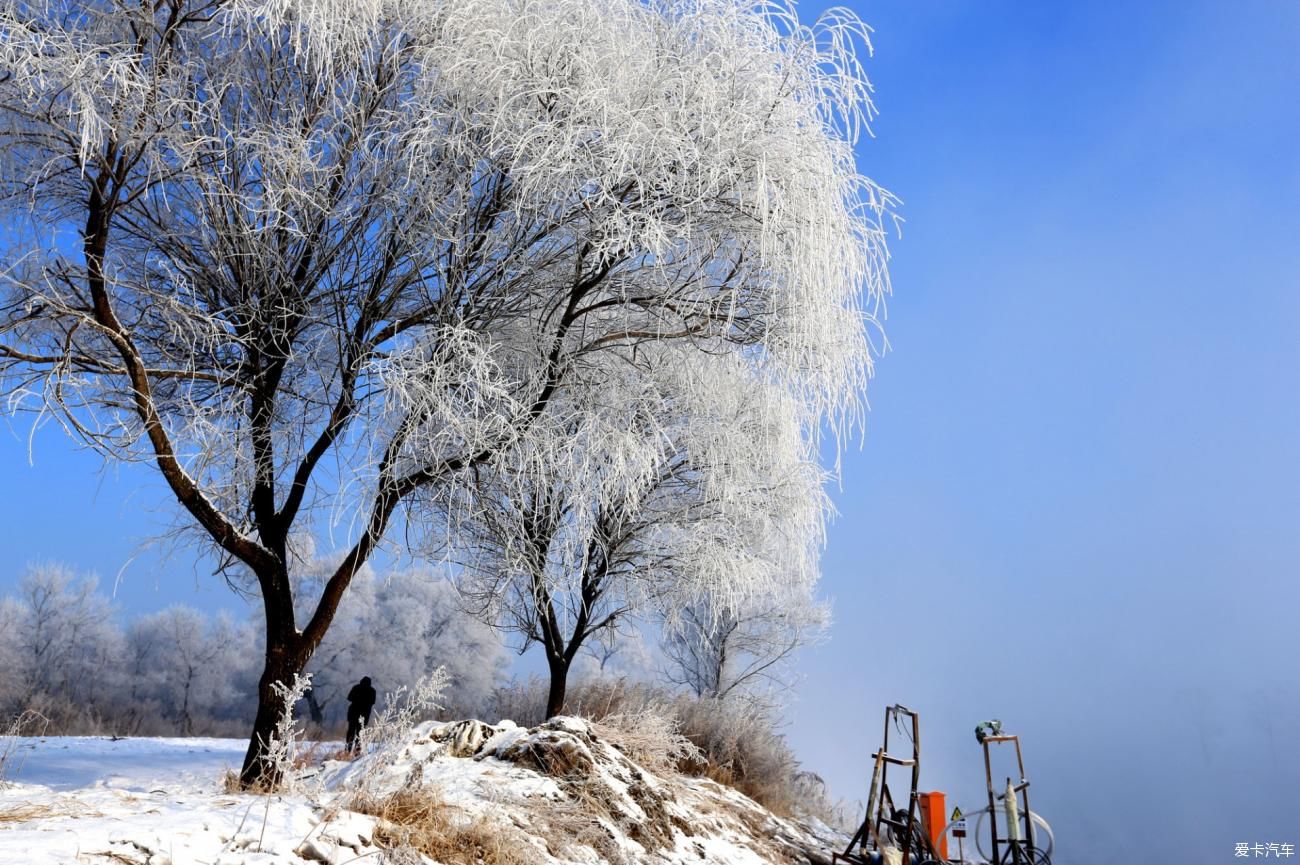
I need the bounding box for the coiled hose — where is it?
[932,805,1055,864]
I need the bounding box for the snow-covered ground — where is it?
[0,735,379,865]
[2,735,247,791]
[0,720,844,865]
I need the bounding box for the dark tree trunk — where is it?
[545,655,571,719]
[303,686,325,726]
[239,634,307,788]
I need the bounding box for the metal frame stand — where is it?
[981,732,1038,865]
[835,704,933,865]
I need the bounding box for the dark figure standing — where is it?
[345,676,377,753]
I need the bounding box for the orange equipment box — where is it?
[918,791,948,861]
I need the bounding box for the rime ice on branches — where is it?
[0,0,895,785]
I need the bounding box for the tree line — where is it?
[0,562,507,736]
[0,559,825,737]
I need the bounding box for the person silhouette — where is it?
[345,676,377,753]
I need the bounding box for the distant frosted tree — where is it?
[3,564,121,724]
[452,349,831,717]
[0,596,24,708]
[0,0,893,784]
[126,606,252,735]
[0,567,259,735]
[300,563,507,723]
[366,568,509,719]
[285,547,379,726]
[574,625,656,683]
[663,588,829,705]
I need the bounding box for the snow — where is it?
[0,721,845,865]
[0,736,382,865]
[2,736,246,791]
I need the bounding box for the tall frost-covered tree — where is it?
[0,0,893,784]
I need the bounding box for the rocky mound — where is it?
[317,715,846,865]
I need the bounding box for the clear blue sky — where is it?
[787,2,1300,863]
[2,2,1298,863]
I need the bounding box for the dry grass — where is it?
[489,677,832,819]
[520,794,631,865]
[290,738,354,771]
[0,802,57,824]
[0,709,50,785]
[219,768,242,794]
[591,709,701,774]
[219,767,283,796]
[492,720,684,857]
[351,788,535,865]
[0,801,82,824]
[88,851,141,864]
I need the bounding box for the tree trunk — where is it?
[180,667,194,736]
[545,655,570,719]
[239,637,306,788]
[303,686,325,726]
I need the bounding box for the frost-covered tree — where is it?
[299,562,507,723]
[0,0,892,784]
[125,606,253,734]
[451,349,830,717]
[663,588,829,705]
[1,564,121,725]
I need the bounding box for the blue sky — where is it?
[786,2,1300,863]
[2,2,1298,862]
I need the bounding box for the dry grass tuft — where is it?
[520,795,631,865]
[220,767,279,796]
[219,766,289,796]
[0,801,78,824]
[591,709,701,774]
[219,768,242,794]
[351,788,535,865]
[0,709,50,786]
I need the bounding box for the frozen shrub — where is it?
[0,709,49,786]
[255,673,315,794]
[591,708,702,774]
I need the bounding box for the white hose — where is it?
[933,805,1055,863]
